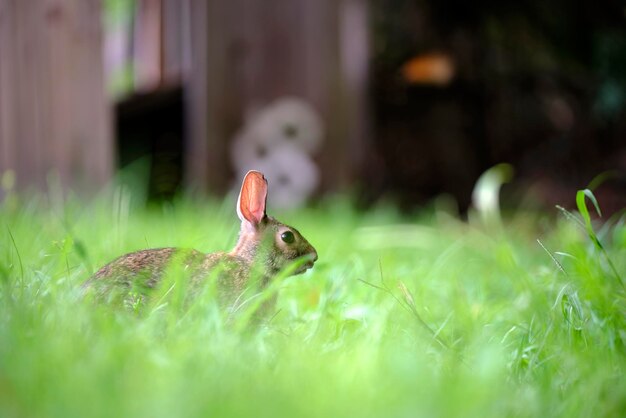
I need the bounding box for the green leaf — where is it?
[575,189,624,290]
[576,189,602,242]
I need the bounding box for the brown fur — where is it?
[84,171,318,316]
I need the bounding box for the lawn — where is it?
[0,185,625,418]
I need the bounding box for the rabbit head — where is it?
[230,170,318,276]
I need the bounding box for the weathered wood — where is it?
[185,0,238,193]
[1,0,369,195]
[184,0,370,194]
[71,0,113,188]
[0,0,17,178]
[335,0,371,189]
[0,0,112,192]
[162,0,191,83]
[184,0,209,191]
[134,0,162,92]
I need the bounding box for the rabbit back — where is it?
[86,248,252,307]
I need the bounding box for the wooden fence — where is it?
[185,0,370,193]
[0,0,112,192]
[0,0,369,195]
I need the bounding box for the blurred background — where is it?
[1,0,625,212]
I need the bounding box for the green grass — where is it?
[0,189,625,418]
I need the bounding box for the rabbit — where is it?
[85,170,318,314]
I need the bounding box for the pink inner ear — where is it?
[239,171,267,225]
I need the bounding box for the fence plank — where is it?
[0,0,17,176]
[0,0,112,192]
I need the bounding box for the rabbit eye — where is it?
[280,231,295,244]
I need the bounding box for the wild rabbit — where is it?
[85,170,318,313]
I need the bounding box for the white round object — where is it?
[230,128,272,172]
[248,97,324,154]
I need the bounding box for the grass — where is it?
[0,186,625,418]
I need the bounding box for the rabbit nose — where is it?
[311,251,318,262]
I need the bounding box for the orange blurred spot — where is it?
[401,52,455,86]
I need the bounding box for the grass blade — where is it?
[575,189,624,291]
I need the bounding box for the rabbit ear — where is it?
[237,170,268,226]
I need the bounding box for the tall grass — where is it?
[0,189,624,417]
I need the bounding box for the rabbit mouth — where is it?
[291,251,317,275]
[294,260,315,275]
